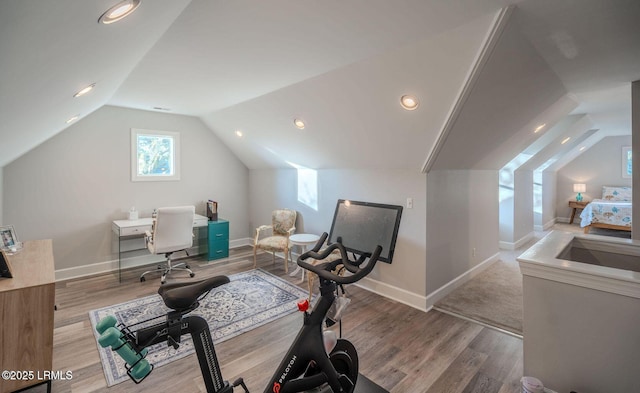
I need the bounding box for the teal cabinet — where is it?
[208,219,229,260]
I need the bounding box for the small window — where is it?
[622,146,632,179]
[131,129,180,182]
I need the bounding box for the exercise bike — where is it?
[95,232,383,393]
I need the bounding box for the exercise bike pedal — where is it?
[232,377,249,393]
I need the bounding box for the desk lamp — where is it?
[573,183,586,202]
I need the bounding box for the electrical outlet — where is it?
[406,197,413,209]
[472,247,476,257]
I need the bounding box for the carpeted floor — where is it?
[434,258,523,335]
[434,222,632,337]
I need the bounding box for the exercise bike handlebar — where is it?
[297,232,382,285]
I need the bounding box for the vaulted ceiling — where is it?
[1,0,639,170]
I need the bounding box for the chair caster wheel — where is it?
[185,264,191,269]
[189,273,195,278]
[140,277,146,282]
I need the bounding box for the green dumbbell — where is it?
[96,316,149,357]
[95,315,117,335]
[98,326,152,381]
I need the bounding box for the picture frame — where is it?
[0,225,18,250]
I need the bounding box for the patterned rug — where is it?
[89,269,308,387]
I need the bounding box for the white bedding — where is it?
[580,199,632,228]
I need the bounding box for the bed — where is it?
[580,186,632,234]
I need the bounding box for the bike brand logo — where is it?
[273,355,297,392]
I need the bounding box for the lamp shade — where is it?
[573,183,586,193]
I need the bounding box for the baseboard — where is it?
[556,217,570,223]
[499,231,534,250]
[287,250,429,312]
[543,218,557,230]
[55,259,119,281]
[55,240,252,281]
[231,237,252,248]
[534,218,557,232]
[425,252,500,309]
[354,277,429,312]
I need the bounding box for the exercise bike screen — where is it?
[328,199,403,263]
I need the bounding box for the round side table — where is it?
[289,233,320,283]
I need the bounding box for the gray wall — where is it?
[556,135,632,221]
[0,167,3,225]
[499,169,534,246]
[3,105,250,271]
[633,80,640,240]
[249,168,427,298]
[514,169,534,243]
[541,170,557,229]
[523,276,640,392]
[426,170,499,294]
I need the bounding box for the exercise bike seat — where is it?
[158,276,230,311]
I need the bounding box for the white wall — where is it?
[249,168,427,306]
[426,170,499,295]
[556,135,632,221]
[3,105,250,271]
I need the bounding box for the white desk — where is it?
[112,214,208,282]
[289,233,320,283]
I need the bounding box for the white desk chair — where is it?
[140,206,196,283]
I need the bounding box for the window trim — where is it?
[131,128,181,182]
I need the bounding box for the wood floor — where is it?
[25,247,523,393]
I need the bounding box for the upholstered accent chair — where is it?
[253,209,297,273]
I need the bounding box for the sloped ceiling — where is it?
[1,0,639,171]
[200,13,497,170]
[427,0,640,171]
[427,7,571,171]
[0,0,191,167]
[519,115,595,171]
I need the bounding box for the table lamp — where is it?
[573,183,586,202]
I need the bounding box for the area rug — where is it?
[434,259,523,336]
[89,269,308,387]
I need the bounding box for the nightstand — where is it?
[568,200,589,224]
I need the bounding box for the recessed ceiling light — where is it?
[561,137,571,144]
[534,124,546,133]
[99,0,141,24]
[579,146,586,151]
[400,95,419,110]
[73,83,95,97]
[293,119,305,129]
[235,130,243,137]
[66,115,79,124]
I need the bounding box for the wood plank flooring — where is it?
[23,247,523,393]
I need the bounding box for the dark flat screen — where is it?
[328,199,403,263]
[0,250,13,278]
